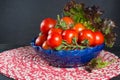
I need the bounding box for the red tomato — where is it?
[73,23,86,33]
[47,33,62,48]
[40,18,56,34]
[61,16,74,28]
[94,31,104,45]
[35,34,47,46]
[48,28,62,35]
[42,41,50,49]
[62,29,78,44]
[79,29,95,46]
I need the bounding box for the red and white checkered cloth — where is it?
[0,46,120,80]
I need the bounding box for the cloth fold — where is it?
[0,46,120,80]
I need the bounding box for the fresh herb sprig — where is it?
[63,0,117,47]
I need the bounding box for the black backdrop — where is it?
[0,0,120,47]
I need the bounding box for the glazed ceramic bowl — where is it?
[31,38,104,67]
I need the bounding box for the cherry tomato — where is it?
[73,23,86,33]
[47,33,62,48]
[48,28,62,35]
[35,34,47,46]
[79,29,95,46]
[62,29,78,44]
[61,16,74,28]
[42,41,50,49]
[94,31,104,45]
[40,18,56,34]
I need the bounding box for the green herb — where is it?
[88,57,109,69]
[63,0,116,48]
[55,38,86,50]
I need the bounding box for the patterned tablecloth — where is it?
[0,46,120,80]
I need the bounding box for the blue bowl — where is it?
[31,38,104,68]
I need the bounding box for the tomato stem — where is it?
[55,15,69,30]
[55,38,87,50]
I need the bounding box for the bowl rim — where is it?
[31,37,105,52]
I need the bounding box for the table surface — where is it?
[0,44,120,80]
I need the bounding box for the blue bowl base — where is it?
[35,50,101,68]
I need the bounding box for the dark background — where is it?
[0,0,120,47]
[0,0,120,80]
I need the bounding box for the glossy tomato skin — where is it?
[40,18,56,34]
[35,34,47,46]
[48,28,62,35]
[79,29,95,46]
[73,23,86,33]
[42,41,50,50]
[62,29,78,44]
[47,33,62,48]
[94,31,104,46]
